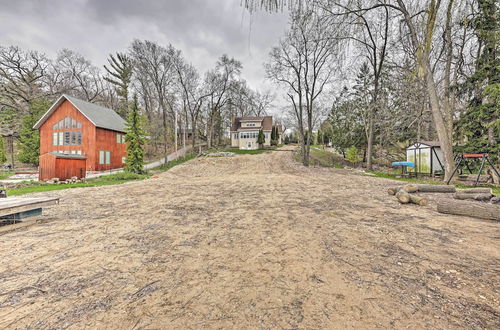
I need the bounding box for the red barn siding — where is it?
[94,128,127,171]
[39,153,86,181]
[39,153,56,181]
[39,100,96,170]
[55,158,86,180]
[38,99,127,173]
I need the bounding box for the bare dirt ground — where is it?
[0,146,498,329]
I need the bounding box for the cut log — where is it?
[409,194,429,206]
[459,188,492,194]
[437,200,500,221]
[395,190,410,204]
[388,186,403,195]
[416,184,456,193]
[454,192,492,201]
[403,184,419,193]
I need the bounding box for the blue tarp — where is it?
[392,161,415,168]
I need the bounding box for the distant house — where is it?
[34,94,127,181]
[406,141,444,175]
[230,116,282,150]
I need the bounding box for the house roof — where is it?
[33,94,126,132]
[231,116,273,131]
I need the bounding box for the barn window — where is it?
[71,118,76,128]
[70,132,76,145]
[122,156,126,164]
[77,122,82,128]
[64,132,70,145]
[53,132,58,145]
[76,131,82,145]
[58,132,64,146]
[116,133,125,144]
[99,151,111,165]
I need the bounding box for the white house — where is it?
[230,116,282,150]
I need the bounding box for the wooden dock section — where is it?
[0,197,59,218]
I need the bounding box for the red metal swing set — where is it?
[446,153,500,186]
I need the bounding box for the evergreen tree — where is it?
[104,52,133,118]
[18,98,51,165]
[456,0,499,160]
[125,95,146,174]
[317,130,323,146]
[257,129,265,148]
[0,135,6,164]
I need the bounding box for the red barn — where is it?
[34,94,127,181]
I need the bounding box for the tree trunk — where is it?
[416,184,456,193]
[437,199,500,221]
[454,192,492,201]
[409,194,429,206]
[366,116,374,170]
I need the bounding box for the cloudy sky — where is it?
[0,0,289,92]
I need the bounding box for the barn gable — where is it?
[33,94,126,133]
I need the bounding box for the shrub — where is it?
[346,146,361,163]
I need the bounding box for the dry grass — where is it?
[0,146,498,329]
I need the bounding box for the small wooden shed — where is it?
[39,152,87,181]
[406,141,445,176]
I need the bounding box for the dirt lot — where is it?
[0,146,498,329]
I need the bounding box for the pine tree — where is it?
[18,98,51,165]
[104,52,133,118]
[0,135,6,164]
[125,95,146,174]
[257,129,265,149]
[456,0,499,160]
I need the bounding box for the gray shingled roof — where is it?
[33,94,126,132]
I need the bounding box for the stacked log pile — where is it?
[387,182,499,220]
[387,184,432,206]
[440,187,499,221]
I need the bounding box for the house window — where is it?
[233,133,238,139]
[122,156,126,164]
[99,151,111,165]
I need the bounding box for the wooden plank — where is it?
[0,197,59,217]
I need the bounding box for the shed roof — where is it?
[33,94,126,132]
[407,141,441,148]
[45,152,87,160]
